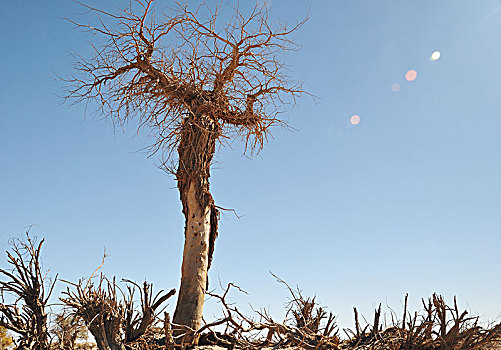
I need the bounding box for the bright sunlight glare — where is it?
[431,51,441,61]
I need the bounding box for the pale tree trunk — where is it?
[173,115,220,339]
[173,182,211,332]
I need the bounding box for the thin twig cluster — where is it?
[65,0,306,166]
[194,277,341,350]
[60,275,175,350]
[175,279,501,350]
[51,310,88,350]
[0,234,177,350]
[342,294,501,350]
[1,234,500,350]
[0,233,55,350]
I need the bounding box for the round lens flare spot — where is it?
[350,115,360,125]
[405,70,418,82]
[431,51,441,61]
[391,83,401,92]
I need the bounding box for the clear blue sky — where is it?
[1,0,501,330]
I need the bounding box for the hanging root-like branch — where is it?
[64,0,307,165]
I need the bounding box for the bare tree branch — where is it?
[0,233,55,350]
[64,0,306,164]
[61,273,175,350]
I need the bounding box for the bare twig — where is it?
[0,232,54,350]
[61,273,175,350]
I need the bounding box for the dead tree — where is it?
[61,275,175,350]
[51,310,88,350]
[0,233,55,350]
[65,0,305,336]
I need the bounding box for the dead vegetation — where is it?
[60,274,175,350]
[340,293,501,350]
[64,0,307,333]
[0,234,54,350]
[1,233,500,350]
[192,281,501,350]
[51,310,88,350]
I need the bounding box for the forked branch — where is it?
[65,0,307,163]
[0,233,55,350]
[61,274,175,350]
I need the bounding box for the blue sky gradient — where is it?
[1,0,501,329]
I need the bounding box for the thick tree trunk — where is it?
[173,115,220,339]
[172,181,211,332]
[89,321,124,350]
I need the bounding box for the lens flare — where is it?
[431,51,441,61]
[391,83,401,92]
[405,70,418,82]
[350,115,360,125]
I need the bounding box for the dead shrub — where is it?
[0,233,54,350]
[61,274,175,350]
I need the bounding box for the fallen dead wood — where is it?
[193,276,341,350]
[1,234,500,350]
[188,286,501,350]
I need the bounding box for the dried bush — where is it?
[343,293,501,350]
[1,235,499,350]
[186,285,501,350]
[290,295,338,339]
[0,233,55,350]
[195,276,340,350]
[61,274,175,350]
[51,310,88,350]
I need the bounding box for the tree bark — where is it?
[89,318,124,350]
[173,181,211,333]
[173,115,220,337]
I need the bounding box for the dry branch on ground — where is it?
[177,283,501,350]
[1,235,500,350]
